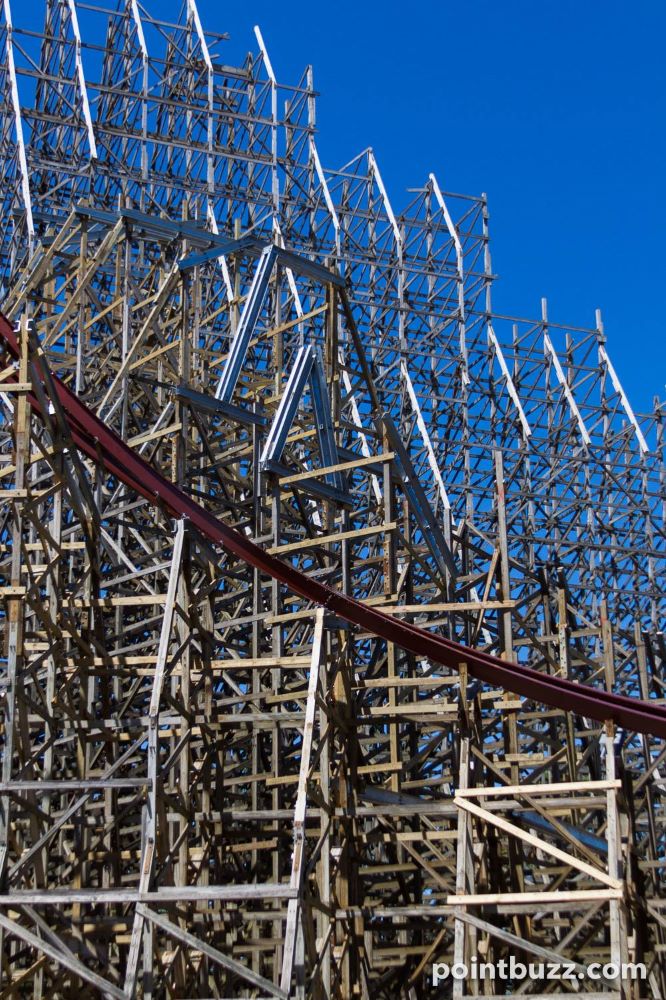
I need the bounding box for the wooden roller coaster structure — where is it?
[0,2,663,997]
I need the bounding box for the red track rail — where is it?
[2,314,665,738]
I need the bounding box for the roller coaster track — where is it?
[3,310,665,740]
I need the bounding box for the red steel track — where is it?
[2,313,666,739]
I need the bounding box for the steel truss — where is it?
[0,2,663,997]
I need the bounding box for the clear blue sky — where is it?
[201,0,665,415]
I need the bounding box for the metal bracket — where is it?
[215,244,279,402]
[260,343,345,493]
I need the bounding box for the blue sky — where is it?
[202,0,665,415]
[15,1,665,413]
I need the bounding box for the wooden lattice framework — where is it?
[0,3,663,998]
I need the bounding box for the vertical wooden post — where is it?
[605,722,628,998]
[453,736,471,1000]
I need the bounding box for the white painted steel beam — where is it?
[3,0,33,240]
[310,138,340,233]
[544,333,591,447]
[186,0,212,70]
[368,150,402,248]
[129,0,147,59]
[273,218,304,318]
[66,0,98,160]
[430,171,469,385]
[429,171,463,275]
[400,357,451,511]
[599,342,648,454]
[487,323,532,439]
[254,25,280,217]
[206,206,235,303]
